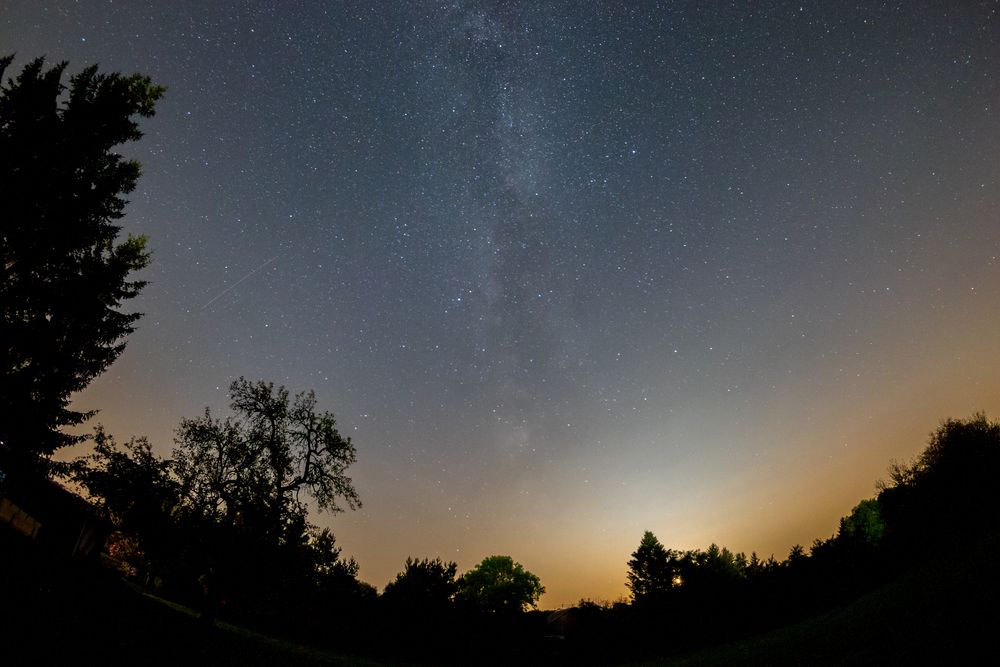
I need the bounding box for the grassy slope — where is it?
[646,530,1000,666]
[1,530,384,666]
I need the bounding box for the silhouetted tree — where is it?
[786,544,807,567]
[703,543,744,580]
[886,415,995,517]
[838,498,885,549]
[877,413,1000,554]
[172,377,360,545]
[300,527,374,611]
[910,413,1000,485]
[71,378,364,621]
[456,555,544,614]
[70,426,180,584]
[0,56,163,473]
[379,557,460,660]
[382,557,459,612]
[626,531,674,602]
[167,378,361,613]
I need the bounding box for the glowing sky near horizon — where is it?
[4,1,1000,607]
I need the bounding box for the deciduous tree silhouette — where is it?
[457,555,544,614]
[878,413,1000,546]
[838,498,885,549]
[168,378,361,613]
[380,557,460,659]
[72,378,364,620]
[382,557,459,613]
[172,377,360,544]
[70,426,180,584]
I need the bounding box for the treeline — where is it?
[67,378,368,635]
[67,410,1000,664]
[554,413,1000,664]
[65,379,548,663]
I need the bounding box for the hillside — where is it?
[652,529,1000,666]
[0,530,377,666]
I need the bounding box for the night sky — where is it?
[4,1,1000,607]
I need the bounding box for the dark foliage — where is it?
[0,56,162,472]
[456,554,545,614]
[626,530,674,604]
[382,556,458,613]
[69,427,180,585]
[71,378,369,636]
[878,413,1000,550]
[50,411,1000,664]
[574,413,1000,663]
[376,557,460,660]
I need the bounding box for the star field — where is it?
[4,1,1000,606]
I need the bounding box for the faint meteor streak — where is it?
[200,255,277,309]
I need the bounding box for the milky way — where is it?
[4,1,1000,605]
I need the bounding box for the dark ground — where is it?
[0,528,379,666]
[4,525,999,666]
[650,529,1000,666]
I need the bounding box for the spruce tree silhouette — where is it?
[0,55,163,474]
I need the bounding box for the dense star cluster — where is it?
[4,1,999,605]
